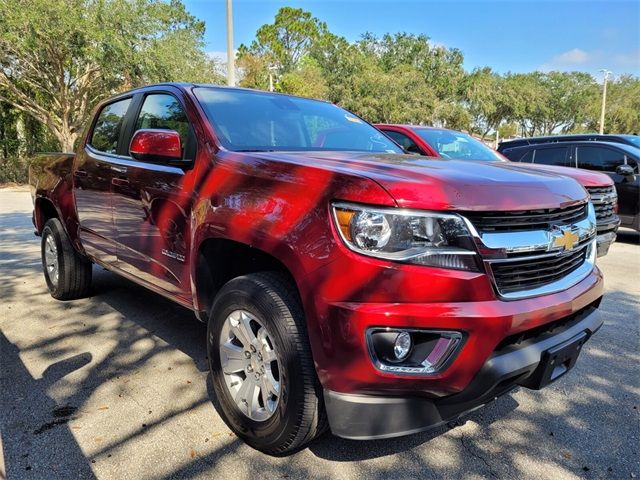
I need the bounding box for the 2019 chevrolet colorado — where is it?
[30,83,604,455]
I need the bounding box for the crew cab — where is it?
[376,124,621,256]
[30,84,604,455]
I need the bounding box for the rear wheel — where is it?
[207,272,326,455]
[41,218,92,300]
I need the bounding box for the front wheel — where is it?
[41,218,92,300]
[207,272,326,455]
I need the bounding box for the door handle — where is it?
[111,177,130,187]
[110,165,128,174]
[74,170,88,177]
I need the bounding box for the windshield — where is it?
[193,87,402,154]
[415,129,504,162]
[621,135,640,147]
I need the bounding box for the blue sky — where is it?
[183,0,640,78]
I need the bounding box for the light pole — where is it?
[599,69,612,134]
[226,0,235,86]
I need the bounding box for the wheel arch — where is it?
[192,236,303,322]
[34,197,61,234]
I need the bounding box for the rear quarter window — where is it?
[90,98,132,154]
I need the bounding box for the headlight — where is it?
[332,202,481,271]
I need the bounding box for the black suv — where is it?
[499,140,639,231]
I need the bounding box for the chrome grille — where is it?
[464,203,588,232]
[490,244,589,295]
[586,185,618,228]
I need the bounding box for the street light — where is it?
[599,69,612,134]
[226,0,235,86]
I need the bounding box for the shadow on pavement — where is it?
[1,199,639,479]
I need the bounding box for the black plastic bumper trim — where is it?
[324,306,602,440]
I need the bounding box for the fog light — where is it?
[367,328,464,375]
[393,331,412,360]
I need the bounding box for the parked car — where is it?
[498,140,639,232]
[376,124,621,255]
[498,133,640,150]
[30,84,604,455]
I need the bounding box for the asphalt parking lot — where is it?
[1,187,638,480]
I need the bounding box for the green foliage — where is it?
[277,58,328,99]
[0,0,221,151]
[589,75,640,134]
[1,3,638,182]
[0,97,58,183]
[240,7,327,75]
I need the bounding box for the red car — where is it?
[30,84,603,454]
[376,124,620,256]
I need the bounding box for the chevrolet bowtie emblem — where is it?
[552,228,580,251]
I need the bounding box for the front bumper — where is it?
[595,215,620,257]
[325,304,603,440]
[596,231,617,257]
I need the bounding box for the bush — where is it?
[0,156,29,184]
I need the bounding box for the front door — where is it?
[111,92,197,298]
[74,97,132,263]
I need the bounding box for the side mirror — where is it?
[616,164,635,176]
[130,129,183,164]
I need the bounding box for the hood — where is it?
[251,151,589,211]
[504,162,614,188]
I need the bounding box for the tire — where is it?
[41,218,92,300]
[207,272,327,455]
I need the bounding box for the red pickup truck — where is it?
[30,84,603,455]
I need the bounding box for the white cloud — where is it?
[540,48,591,71]
[540,47,639,76]
[555,48,590,64]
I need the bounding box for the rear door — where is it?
[74,97,133,263]
[111,90,198,298]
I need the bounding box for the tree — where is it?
[357,32,465,101]
[0,0,220,152]
[463,67,503,137]
[586,75,640,134]
[240,7,327,75]
[277,58,328,99]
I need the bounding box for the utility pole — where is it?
[226,0,235,86]
[599,69,612,134]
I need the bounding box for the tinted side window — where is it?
[384,131,422,154]
[90,99,132,154]
[577,146,626,171]
[534,147,568,166]
[514,149,534,163]
[134,94,191,158]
